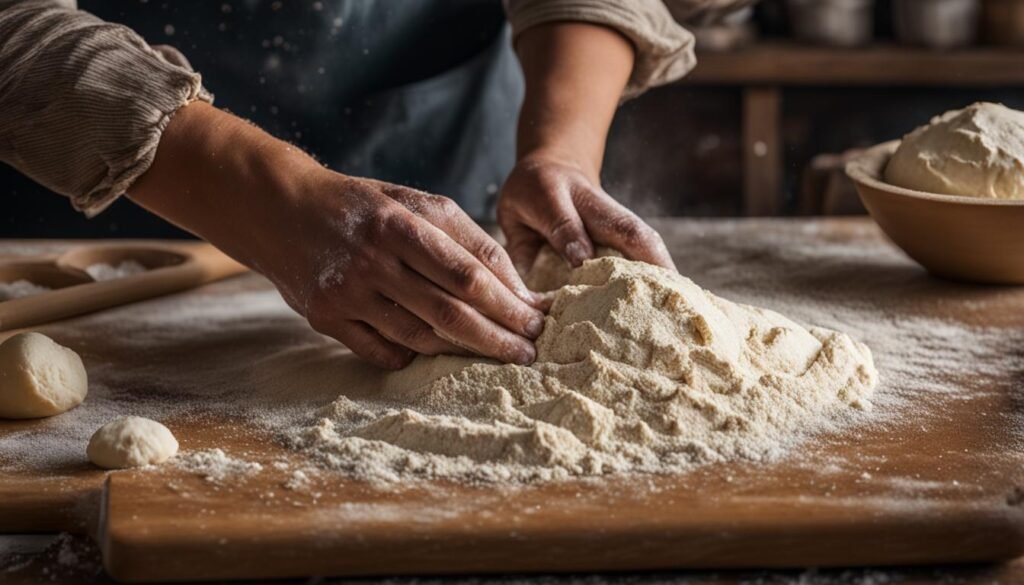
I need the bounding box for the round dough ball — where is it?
[87,416,179,469]
[885,102,1024,199]
[0,332,88,419]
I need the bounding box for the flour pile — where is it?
[292,255,878,482]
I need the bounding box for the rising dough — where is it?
[885,102,1024,199]
[87,416,179,469]
[0,332,87,419]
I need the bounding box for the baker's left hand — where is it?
[497,154,676,274]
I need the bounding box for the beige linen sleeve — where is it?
[505,0,757,100]
[0,0,212,217]
[504,0,696,100]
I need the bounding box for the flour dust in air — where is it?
[291,252,879,483]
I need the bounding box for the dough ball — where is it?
[0,332,88,419]
[885,102,1024,199]
[87,416,179,469]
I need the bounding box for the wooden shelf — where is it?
[677,42,1024,216]
[687,42,1024,86]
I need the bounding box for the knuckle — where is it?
[476,241,506,269]
[397,321,430,348]
[431,195,459,215]
[385,212,420,241]
[612,216,651,247]
[364,213,391,244]
[548,216,579,242]
[434,298,469,330]
[453,265,488,299]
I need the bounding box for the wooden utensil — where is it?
[0,242,247,331]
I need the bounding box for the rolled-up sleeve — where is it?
[0,0,212,217]
[504,0,696,100]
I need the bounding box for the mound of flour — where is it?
[292,256,878,483]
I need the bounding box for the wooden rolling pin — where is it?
[0,242,248,331]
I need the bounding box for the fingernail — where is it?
[565,241,588,267]
[525,314,545,338]
[514,344,536,366]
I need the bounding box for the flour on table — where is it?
[175,448,263,483]
[5,220,1020,499]
[84,260,147,282]
[292,255,878,483]
[0,280,51,301]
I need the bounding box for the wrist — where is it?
[515,148,601,184]
[131,103,323,265]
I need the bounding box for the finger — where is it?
[409,193,542,307]
[387,212,546,340]
[312,316,414,370]
[520,184,594,268]
[501,222,545,278]
[575,189,676,270]
[368,295,468,357]
[379,265,537,365]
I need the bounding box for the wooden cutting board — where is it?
[2,220,1023,583]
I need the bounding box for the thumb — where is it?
[505,227,545,277]
[537,195,594,268]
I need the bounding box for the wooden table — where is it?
[1,219,1023,583]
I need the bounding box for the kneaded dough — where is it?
[87,416,179,469]
[885,102,1024,199]
[0,332,88,419]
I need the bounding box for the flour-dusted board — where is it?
[1,220,1023,583]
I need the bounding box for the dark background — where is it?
[3,0,1022,238]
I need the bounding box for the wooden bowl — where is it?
[846,140,1024,285]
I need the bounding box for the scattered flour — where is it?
[174,448,263,483]
[0,279,51,301]
[84,260,147,282]
[1,221,1021,496]
[0,260,147,304]
[291,255,878,483]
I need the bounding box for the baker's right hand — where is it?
[268,172,545,370]
[129,104,543,370]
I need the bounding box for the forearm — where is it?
[514,22,634,181]
[130,103,543,368]
[128,102,320,269]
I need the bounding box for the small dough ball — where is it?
[0,332,88,419]
[87,416,179,469]
[885,102,1024,199]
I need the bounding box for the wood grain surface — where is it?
[1,220,1023,583]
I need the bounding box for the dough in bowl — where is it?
[87,416,179,469]
[885,102,1024,200]
[0,332,87,419]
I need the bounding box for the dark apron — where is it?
[85,0,522,220]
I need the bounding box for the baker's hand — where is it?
[497,154,675,274]
[130,103,543,370]
[272,172,545,369]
